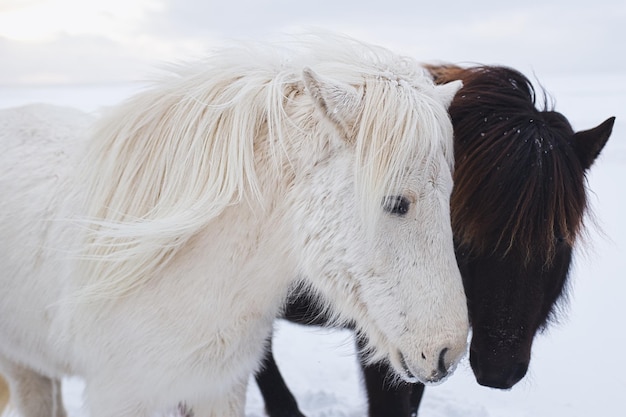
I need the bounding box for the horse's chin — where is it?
[390,350,453,386]
[395,351,419,383]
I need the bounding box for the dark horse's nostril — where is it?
[437,347,449,375]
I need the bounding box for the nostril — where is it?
[437,347,449,375]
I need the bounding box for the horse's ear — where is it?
[435,80,463,109]
[572,116,615,170]
[302,67,361,139]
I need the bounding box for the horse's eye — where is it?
[555,235,568,245]
[383,196,410,216]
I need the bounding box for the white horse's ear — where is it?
[435,80,463,109]
[302,67,361,139]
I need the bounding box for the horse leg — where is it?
[361,362,413,417]
[255,336,306,417]
[0,358,66,417]
[0,375,9,413]
[356,337,415,417]
[193,378,248,417]
[408,383,425,417]
[83,382,150,417]
[360,360,426,417]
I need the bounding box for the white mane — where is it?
[74,34,455,300]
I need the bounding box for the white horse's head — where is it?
[287,54,468,384]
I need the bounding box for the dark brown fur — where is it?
[427,64,587,264]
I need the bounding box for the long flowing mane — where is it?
[73,35,454,300]
[426,64,588,263]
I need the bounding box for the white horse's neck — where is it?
[68,64,336,303]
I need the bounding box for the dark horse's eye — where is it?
[382,196,410,216]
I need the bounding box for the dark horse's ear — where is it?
[573,117,615,170]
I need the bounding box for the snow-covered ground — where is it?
[1,72,624,417]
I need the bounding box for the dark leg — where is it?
[255,289,333,417]
[357,337,426,417]
[362,363,413,417]
[255,337,306,417]
[409,382,425,417]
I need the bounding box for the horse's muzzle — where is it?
[470,347,529,389]
[398,347,452,385]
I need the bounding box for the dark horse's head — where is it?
[426,64,615,389]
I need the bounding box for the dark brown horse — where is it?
[255,64,615,417]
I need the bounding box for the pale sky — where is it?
[0,0,624,85]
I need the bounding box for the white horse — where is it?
[0,35,468,417]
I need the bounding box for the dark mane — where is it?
[426,64,588,262]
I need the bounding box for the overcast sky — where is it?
[0,0,624,86]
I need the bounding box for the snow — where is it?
[1,73,624,417]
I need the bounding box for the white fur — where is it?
[0,35,468,417]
